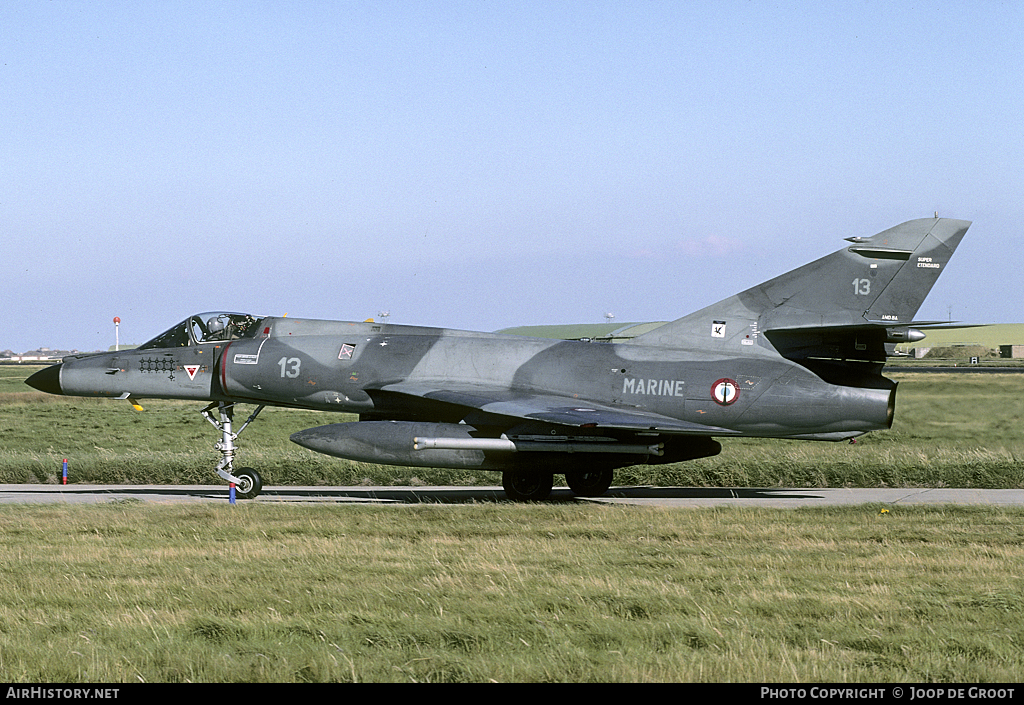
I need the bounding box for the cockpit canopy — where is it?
[138,312,265,350]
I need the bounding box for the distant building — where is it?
[1000,345,1024,359]
[0,348,81,362]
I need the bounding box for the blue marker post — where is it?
[229,482,236,505]
[62,458,68,485]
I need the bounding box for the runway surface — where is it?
[2,484,1024,507]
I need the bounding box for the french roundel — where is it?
[711,378,739,406]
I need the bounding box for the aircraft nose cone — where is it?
[25,363,63,395]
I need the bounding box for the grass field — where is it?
[1,502,1022,682]
[2,365,1023,682]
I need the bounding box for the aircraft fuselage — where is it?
[45,315,894,441]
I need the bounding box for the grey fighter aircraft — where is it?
[27,217,970,501]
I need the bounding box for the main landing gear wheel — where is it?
[502,470,553,502]
[565,468,614,497]
[234,467,263,500]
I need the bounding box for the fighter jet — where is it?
[27,217,970,501]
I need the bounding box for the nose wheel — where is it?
[233,467,263,500]
[202,402,266,499]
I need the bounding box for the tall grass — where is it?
[0,502,1021,682]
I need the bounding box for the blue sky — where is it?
[3,1,1022,351]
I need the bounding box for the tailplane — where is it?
[631,217,971,359]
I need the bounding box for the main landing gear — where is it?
[201,402,266,499]
[501,470,554,502]
[500,467,616,501]
[565,468,614,497]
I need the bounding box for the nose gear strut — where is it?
[201,402,266,499]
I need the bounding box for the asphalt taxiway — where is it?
[1,484,1023,507]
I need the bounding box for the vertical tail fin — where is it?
[632,217,971,349]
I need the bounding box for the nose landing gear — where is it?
[201,402,266,499]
